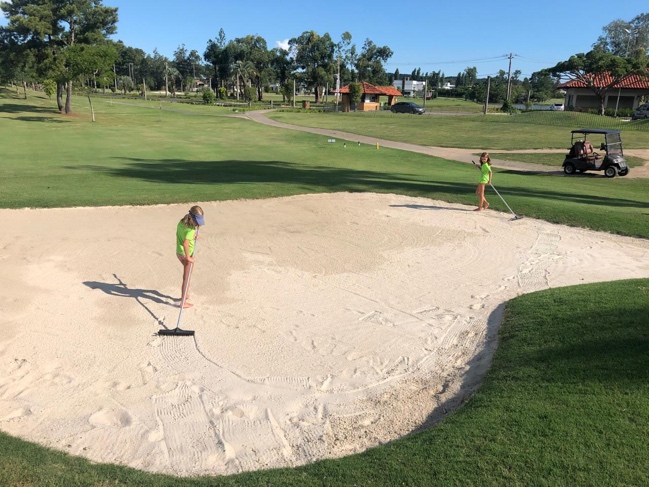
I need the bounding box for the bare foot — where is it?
[181,301,193,309]
[473,207,482,211]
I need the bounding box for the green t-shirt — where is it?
[176,221,196,256]
[480,162,491,183]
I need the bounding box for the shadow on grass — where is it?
[11,115,68,123]
[0,103,60,115]
[520,300,649,384]
[80,157,476,196]
[65,157,648,210]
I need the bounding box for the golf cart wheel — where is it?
[604,167,617,178]
[563,163,576,175]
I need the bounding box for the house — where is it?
[557,73,649,111]
[392,78,426,97]
[336,81,402,112]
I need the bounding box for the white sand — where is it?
[1,192,648,476]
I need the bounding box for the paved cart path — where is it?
[245,110,649,178]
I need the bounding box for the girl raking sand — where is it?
[475,152,492,211]
[176,206,204,308]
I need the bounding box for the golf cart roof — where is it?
[571,128,620,135]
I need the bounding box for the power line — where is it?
[384,55,509,67]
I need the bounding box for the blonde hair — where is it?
[180,205,204,229]
[480,152,491,163]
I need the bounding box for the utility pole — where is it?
[506,53,513,102]
[165,62,168,97]
[113,64,117,93]
[484,76,491,115]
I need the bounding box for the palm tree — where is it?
[231,60,256,100]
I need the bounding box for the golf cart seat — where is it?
[582,140,601,162]
[569,140,600,164]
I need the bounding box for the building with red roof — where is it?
[336,81,403,112]
[557,73,649,112]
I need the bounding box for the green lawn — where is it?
[266,110,649,150]
[488,152,646,168]
[1,88,648,486]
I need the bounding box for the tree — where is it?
[289,31,335,103]
[235,35,269,101]
[204,29,228,88]
[279,81,293,104]
[594,13,649,58]
[528,70,557,102]
[1,0,118,113]
[232,60,255,100]
[355,39,393,85]
[348,82,362,111]
[335,32,353,87]
[545,49,648,114]
[270,48,294,102]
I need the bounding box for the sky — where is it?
[2,1,648,80]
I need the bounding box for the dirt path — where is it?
[245,110,649,178]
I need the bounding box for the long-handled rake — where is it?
[472,160,524,221]
[159,229,199,337]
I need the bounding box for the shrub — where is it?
[42,79,56,99]
[202,89,215,104]
[500,99,517,114]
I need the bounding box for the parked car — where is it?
[631,103,649,120]
[391,101,425,114]
[550,103,565,111]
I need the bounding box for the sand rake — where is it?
[159,229,199,337]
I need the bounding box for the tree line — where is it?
[1,1,648,115]
[0,1,398,112]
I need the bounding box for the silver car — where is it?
[631,103,649,120]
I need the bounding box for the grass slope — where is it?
[1,91,648,238]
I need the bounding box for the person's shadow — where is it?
[83,274,177,324]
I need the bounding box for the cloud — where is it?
[275,39,290,51]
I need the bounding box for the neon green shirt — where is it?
[176,221,196,256]
[480,162,491,184]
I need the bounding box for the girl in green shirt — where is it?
[475,152,492,211]
[176,205,205,308]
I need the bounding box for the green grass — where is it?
[488,152,646,168]
[1,90,648,237]
[266,110,649,149]
[1,88,649,486]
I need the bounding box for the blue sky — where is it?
[2,1,647,79]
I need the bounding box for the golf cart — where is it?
[563,129,629,178]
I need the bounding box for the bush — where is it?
[500,99,517,114]
[42,79,56,99]
[202,89,215,104]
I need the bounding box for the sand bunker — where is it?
[1,192,648,476]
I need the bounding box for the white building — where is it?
[393,78,426,97]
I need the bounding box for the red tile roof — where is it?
[337,81,402,96]
[558,72,649,89]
